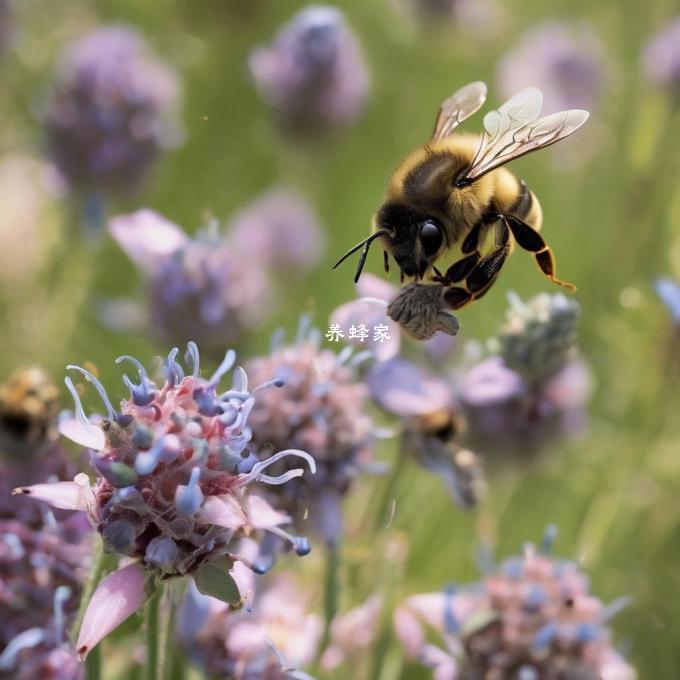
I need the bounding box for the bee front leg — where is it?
[502,214,576,291]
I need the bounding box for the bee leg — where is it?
[502,214,576,291]
[441,247,509,310]
[440,253,479,284]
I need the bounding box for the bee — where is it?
[334,81,588,338]
[0,367,59,458]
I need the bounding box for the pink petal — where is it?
[195,495,247,530]
[355,273,397,301]
[12,473,93,512]
[367,358,452,417]
[330,297,400,361]
[58,414,106,451]
[109,209,187,274]
[76,562,146,660]
[246,494,290,530]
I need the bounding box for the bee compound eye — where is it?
[420,219,443,257]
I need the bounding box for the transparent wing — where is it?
[432,81,487,141]
[465,88,589,179]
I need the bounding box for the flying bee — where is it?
[0,366,59,458]
[334,81,589,338]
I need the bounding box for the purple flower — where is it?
[245,321,377,548]
[391,0,501,34]
[498,21,607,114]
[181,572,322,679]
[643,18,680,94]
[458,293,591,455]
[249,5,370,134]
[227,188,325,273]
[110,210,269,353]
[14,342,315,659]
[367,357,484,508]
[0,519,89,679]
[394,531,635,679]
[42,26,180,193]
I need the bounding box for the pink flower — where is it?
[14,343,315,657]
[394,533,636,678]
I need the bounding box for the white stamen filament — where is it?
[67,365,115,421]
[64,377,102,441]
[209,349,236,387]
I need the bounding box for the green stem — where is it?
[85,645,101,680]
[71,536,106,643]
[321,543,341,652]
[145,587,162,680]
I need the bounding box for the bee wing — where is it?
[432,81,487,141]
[465,88,589,180]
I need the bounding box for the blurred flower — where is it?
[227,188,325,273]
[182,572,322,679]
[654,277,680,323]
[14,342,315,659]
[494,292,580,385]
[42,25,180,194]
[498,21,607,114]
[458,293,591,454]
[394,531,636,679]
[390,0,501,35]
[110,210,269,353]
[368,357,484,508]
[249,5,370,134]
[0,155,64,287]
[642,18,680,94]
[321,595,382,671]
[245,320,377,552]
[0,518,89,679]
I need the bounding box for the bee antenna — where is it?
[332,231,390,283]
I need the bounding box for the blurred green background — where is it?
[1,0,679,677]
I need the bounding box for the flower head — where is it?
[458,293,591,455]
[14,343,315,657]
[367,357,484,508]
[494,292,581,385]
[249,5,370,134]
[227,188,325,273]
[395,530,636,679]
[498,21,607,114]
[390,0,501,34]
[0,519,89,679]
[43,25,179,193]
[642,18,680,94]
[110,210,269,353]
[245,320,376,548]
[654,277,680,323]
[181,572,322,679]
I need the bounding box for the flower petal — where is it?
[330,297,400,361]
[12,474,92,512]
[58,413,106,451]
[355,273,397,301]
[195,494,247,530]
[246,494,291,530]
[76,562,146,660]
[367,358,452,417]
[109,209,188,274]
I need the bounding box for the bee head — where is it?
[376,203,446,280]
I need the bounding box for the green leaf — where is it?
[193,558,241,607]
